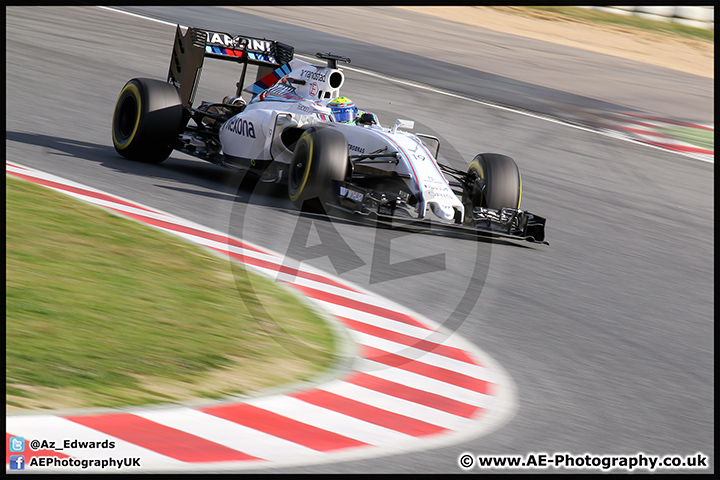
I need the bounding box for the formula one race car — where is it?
[112,25,547,244]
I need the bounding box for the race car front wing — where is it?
[332,181,548,245]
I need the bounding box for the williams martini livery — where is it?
[112,25,547,244]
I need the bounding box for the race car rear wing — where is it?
[167,25,294,107]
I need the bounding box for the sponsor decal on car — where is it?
[223,117,256,138]
[339,185,365,203]
[205,31,273,53]
[298,69,328,83]
[348,144,365,154]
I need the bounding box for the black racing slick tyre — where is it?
[463,153,522,224]
[288,126,349,213]
[112,78,184,163]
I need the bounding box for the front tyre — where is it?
[288,126,349,213]
[112,78,183,163]
[463,153,522,224]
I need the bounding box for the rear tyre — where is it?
[112,78,184,163]
[288,126,349,213]
[463,153,522,224]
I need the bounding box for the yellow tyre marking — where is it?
[517,171,522,209]
[112,83,141,150]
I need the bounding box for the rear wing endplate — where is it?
[167,25,294,106]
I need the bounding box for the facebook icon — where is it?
[9,454,25,470]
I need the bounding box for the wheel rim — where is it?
[116,94,138,140]
[290,160,306,191]
[290,142,309,192]
[469,171,484,207]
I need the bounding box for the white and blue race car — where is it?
[111,25,546,244]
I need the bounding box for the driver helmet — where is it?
[328,96,358,123]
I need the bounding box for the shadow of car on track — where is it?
[6,130,537,249]
[7,130,255,204]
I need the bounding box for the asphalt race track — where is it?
[6,6,713,473]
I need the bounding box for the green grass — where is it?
[657,126,714,151]
[489,6,714,43]
[6,175,338,410]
